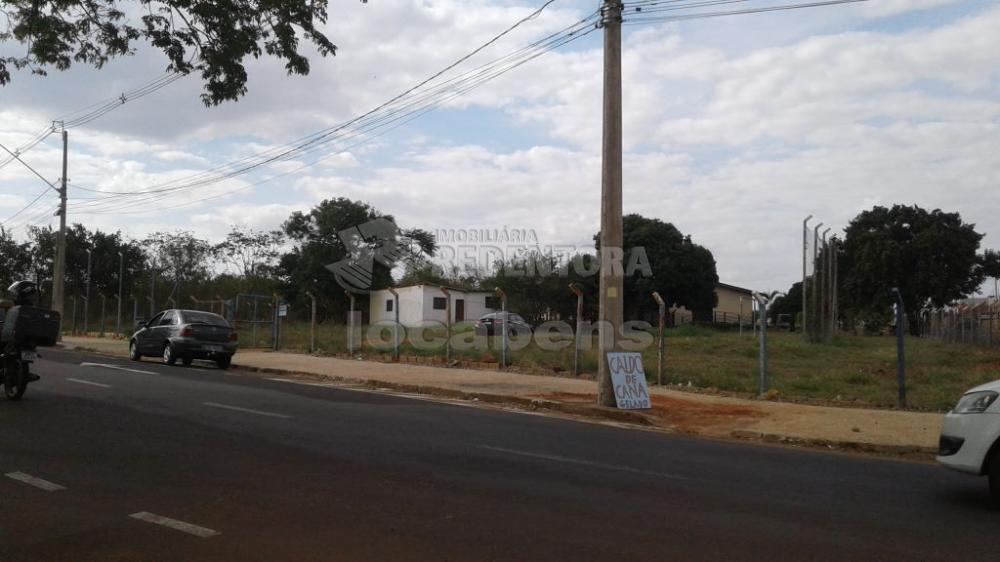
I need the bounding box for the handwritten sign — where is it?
[607,352,651,410]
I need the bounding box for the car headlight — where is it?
[953,391,999,414]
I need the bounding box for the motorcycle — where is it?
[0,281,59,401]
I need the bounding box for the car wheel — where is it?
[129,341,142,362]
[162,343,177,366]
[216,356,232,370]
[182,357,193,367]
[988,454,1000,505]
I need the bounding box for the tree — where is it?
[0,0,354,105]
[769,281,803,331]
[214,226,283,293]
[599,215,718,324]
[983,250,1000,281]
[144,231,212,305]
[841,205,985,335]
[279,197,435,321]
[0,226,32,294]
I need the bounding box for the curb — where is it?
[232,363,655,427]
[728,430,937,461]
[56,342,936,459]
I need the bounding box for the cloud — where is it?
[1,0,997,296]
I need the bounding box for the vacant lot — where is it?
[247,321,1000,412]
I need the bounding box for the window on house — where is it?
[433,297,447,310]
[386,300,393,312]
[485,296,499,309]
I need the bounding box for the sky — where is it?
[0,0,997,294]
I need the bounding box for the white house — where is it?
[369,284,497,326]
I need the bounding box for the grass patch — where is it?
[251,320,1000,412]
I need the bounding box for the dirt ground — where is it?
[536,392,768,435]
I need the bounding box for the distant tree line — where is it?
[0,199,721,329]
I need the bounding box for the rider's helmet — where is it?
[7,281,39,306]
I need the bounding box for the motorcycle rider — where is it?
[8,280,40,307]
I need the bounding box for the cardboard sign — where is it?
[606,352,651,410]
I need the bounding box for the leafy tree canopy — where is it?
[599,214,718,321]
[0,0,350,105]
[840,204,985,334]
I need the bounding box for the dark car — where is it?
[129,309,238,369]
[475,312,531,337]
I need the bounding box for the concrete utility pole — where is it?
[597,0,624,407]
[52,128,68,324]
[802,215,812,338]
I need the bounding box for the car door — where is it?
[153,311,178,351]
[139,312,164,354]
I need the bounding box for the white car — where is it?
[937,380,1000,499]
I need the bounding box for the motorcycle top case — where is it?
[1,306,61,347]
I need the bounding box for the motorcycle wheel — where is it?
[3,359,28,401]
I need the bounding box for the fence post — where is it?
[739,297,744,336]
[305,291,317,354]
[892,288,906,408]
[495,287,507,369]
[346,290,356,355]
[569,283,584,377]
[99,294,106,337]
[441,287,452,364]
[753,292,770,397]
[388,288,400,360]
[652,291,666,386]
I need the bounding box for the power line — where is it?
[1,187,50,226]
[622,0,869,24]
[0,71,188,172]
[70,3,600,213]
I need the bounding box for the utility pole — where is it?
[597,0,624,407]
[52,128,68,323]
[802,215,812,338]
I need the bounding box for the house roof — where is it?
[378,283,493,294]
[716,282,755,296]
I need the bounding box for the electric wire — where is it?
[70,5,601,213]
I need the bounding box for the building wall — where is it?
[369,285,497,326]
[369,286,426,326]
[715,286,752,324]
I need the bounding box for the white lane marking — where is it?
[5,472,67,491]
[203,402,291,419]
[66,378,112,388]
[129,512,220,538]
[80,362,157,375]
[478,445,688,481]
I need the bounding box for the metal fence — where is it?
[923,301,1000,347]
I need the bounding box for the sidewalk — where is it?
[59,336,943,457]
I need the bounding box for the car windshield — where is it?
[182,311,229,327]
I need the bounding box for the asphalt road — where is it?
[0,348,996,561]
